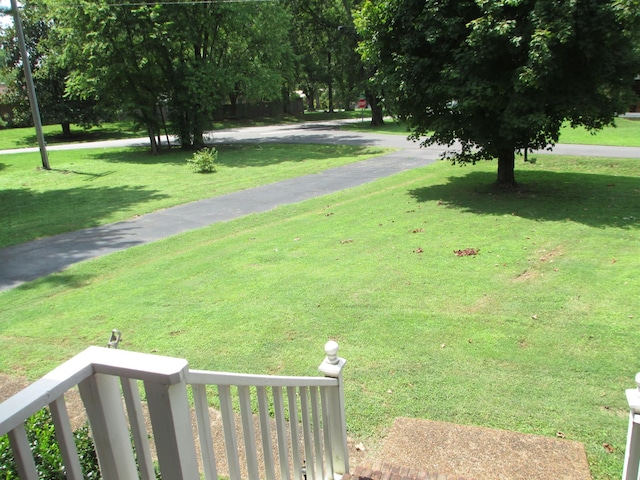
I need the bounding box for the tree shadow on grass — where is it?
[12,273,98,292]
[0,185,170,248]
[214,143,379,169]
[90,148,189,166]
[17,126,143,148]
[92,143,378,168]
[408,170,640,229]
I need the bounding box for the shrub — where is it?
[0,408,101,479]
[187,147,218,173]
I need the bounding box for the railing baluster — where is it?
[310,386,324,480]
[320,386,335,478]
[219,384,242,480]
[49,398,83,480]
[287,386,303,480]
[7,424,38,480]
[300,387,316,480]
[238,385,260,479]
[257,386,277,480]
[193,384,218,480]
[121,378,155,480]
[273,385,291,480]
[79,372,140,479]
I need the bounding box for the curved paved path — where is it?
[1,120,640,291]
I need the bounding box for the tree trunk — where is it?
[496,148,517,187]
[327,51,334,113]
[192,111,205,150]
[193,129,205,150]
[179,112,192,149]
[367,94,384,126]
[147,124,158,155]
[229,92,239,118]
[61,121,71,137]
[306,88,316,111]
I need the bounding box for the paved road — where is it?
[2,121,640,291]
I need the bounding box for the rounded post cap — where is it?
[324,340,339,364]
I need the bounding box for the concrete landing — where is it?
[354,417,591,480]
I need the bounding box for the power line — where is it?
[105,0,278,4]
[0,0,278,12]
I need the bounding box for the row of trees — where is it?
[2,0,639,185]
[1,0,376,152]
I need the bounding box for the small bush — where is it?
[0,408,101,479]
[187,147,218,173]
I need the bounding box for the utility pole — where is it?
[10,0,50,169]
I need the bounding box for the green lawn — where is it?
[344,116,640,146]
[1,156,638,480]
[0,144,388,248]
[0,122,145,150]
[559,117,640,146]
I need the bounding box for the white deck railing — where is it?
[623,373,640,480]
[0,341,348,480]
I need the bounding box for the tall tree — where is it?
[53,1,172,152]
[358,0,640,187]
[285,0,386,124]
[51,0,292,152]
[0,0,103,135]
[164,1,292,148]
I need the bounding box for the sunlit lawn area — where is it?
[0,144,389,248]
[559,117,640,146]
[344,115,640,146]
[0,122,146,150]
[1,155,639,479]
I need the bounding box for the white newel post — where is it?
[624,373,640,480]
[144,376,200,479]
[318,340,349,477]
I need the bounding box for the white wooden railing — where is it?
[623,373,640,480]
[0,341,348,480]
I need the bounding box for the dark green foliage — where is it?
[0,408,100,479]
[357,0,640,186]
[0,0,106,133]
[50,0,293,152]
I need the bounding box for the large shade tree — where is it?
[357,0,640,187]
[0,0,104,135]
[50,0,292,152]
[285,0,386,125]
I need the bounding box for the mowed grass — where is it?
[1,156,638,479]
[0,144,389,248]
[0,122,145,150]
[345,116,640,146]
[559,117,640,146]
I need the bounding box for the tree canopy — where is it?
[0,0,104,134]
[357,0,640,186]
[46,0,292,151]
